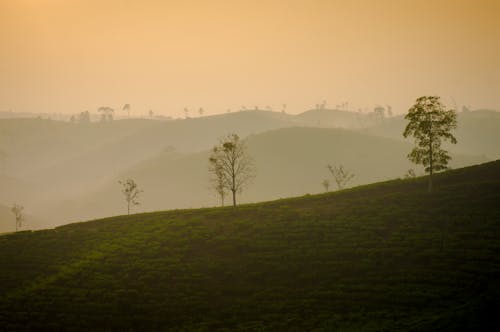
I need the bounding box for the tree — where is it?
[208,158,227,206]
[321,179,330,192]
[122,104,131,118]
[208,134,255,207]
[327,164,355,190]
[78,111,91,123]
[11,204,24,232]
[404,169,417,179]
[98,106,114,122]
[403,96,457,192]
[118,179,143,215]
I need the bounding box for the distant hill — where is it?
[50,127,487,224]
[0,110,494,226]
[295,108,369,128]
[363,109,500,159]
[1,160,499,330]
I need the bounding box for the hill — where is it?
[1,160,499,330]
[47,127,486,223]
[295,108,369,128]
[363,110,500,159]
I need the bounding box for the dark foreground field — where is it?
[1,161,500,331]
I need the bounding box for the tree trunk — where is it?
[127,202,130,215]
[232,190,236,207]
[428,171,433,193]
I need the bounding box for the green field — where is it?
[1,161,499,331]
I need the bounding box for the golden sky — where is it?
[1,0,499,116]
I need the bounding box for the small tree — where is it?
[403,96,457,192]
[11,204,24,232]
[327,164,355,190]
[321,179,330,192]
[208,158,227,206]
[123,104,131,118]
[208,134,255,207]
[404,169,417,179]
[118,179,142,215]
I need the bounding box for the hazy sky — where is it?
[1,0,499,116]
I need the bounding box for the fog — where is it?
[0,0,499,229]
[0,107,498,232]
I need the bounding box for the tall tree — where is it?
[208,158,227,206]
[118,179,143,215]
[11,204,24,232]
[209,134,255,207]
[403,96,457,192]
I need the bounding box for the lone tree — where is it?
[118,179,143,215]
[209,134,255,207]
[208,158,227,207]
[403,96,457,192]
[11,204,24,232]
[321,179,330,192]
[327,164,355,190]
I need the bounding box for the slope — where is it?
[53,127,486,223]
[1,160,499,331]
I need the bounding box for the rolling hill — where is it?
[46,127,487,224]
[1,160,499,330]
[363,110,500,159]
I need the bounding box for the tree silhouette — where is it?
[403,96,457,192]
[327,164,355,190]
[209,134,255,207]
[321,179,330,192]
[118,179,143,215]
[123,104,131,118]
[11,204,24,232]
[208,158,227,206]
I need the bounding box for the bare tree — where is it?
[118,179,143,215]
[209,134,255,207]
[208,158,227,206]
[321,179,330,192]
[11,204,24,232]
[327,164,355,190]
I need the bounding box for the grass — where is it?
[0,160,499,331]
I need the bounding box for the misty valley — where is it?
[1,103,500,331]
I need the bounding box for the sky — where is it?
[0,0,499,116]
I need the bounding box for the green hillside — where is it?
[1,161,499,331]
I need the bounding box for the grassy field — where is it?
[1,161,499,331]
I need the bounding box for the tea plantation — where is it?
[1,161,499,331]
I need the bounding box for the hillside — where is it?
[363,110,500,159]
[47,127,486,223]
[1,160,499,331]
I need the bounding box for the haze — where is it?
[1,0,499,116]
